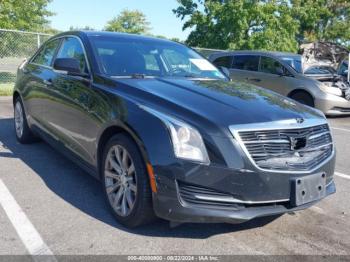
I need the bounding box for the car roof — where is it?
[51,30,177,45]
[209,50,301,60]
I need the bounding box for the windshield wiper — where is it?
[131,73,147,79]
[111,74,156,79]
[177,74,215,79]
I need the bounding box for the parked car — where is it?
[14,31,335,227]
[300,42,349,78]
[337,59,349,78]
[209,51,350,115]
[300,42,350,109]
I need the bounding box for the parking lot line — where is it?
[0,179,57,262]
[335,172,350,180]
[331,127,350,133]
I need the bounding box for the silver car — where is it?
[209,51,350,116]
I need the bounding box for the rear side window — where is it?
[212,56,232,68]
[232,55,259,71]
[31,39,61,67]
[56,37,88,73]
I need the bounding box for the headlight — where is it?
[319,82,343,97]
[141,106,210,164]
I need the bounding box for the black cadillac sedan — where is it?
[13,31,336,227]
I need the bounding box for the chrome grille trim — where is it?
[244,139,289,144]
[229,118,335,173]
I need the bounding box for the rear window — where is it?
[212,56,232,68]
[232,55,259,71]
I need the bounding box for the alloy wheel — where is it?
[104,145,137,217]
[14,101,24,138]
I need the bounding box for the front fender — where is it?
[95,100,176,170]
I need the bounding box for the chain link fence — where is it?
[0,29,52,95]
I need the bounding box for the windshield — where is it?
[305,66,336,75]
[89,36,226,80]
[280,56,303,73]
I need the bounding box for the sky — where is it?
[47,0,191,40]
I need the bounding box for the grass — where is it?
[0,83,14,96]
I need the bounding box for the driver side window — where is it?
[260,56,287,75]
[56,37,88,73]
[32,39,61,67]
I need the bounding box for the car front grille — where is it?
[235,123,333,172]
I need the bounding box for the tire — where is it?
[289,91,315,107]
[14,97,37,144]
[101,134,155,228]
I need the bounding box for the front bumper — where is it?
[153,181,335,224]
[152,152,336,224]
[315,92,350,116]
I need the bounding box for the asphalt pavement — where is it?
[0,96,350,258]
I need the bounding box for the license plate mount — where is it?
[291,173,327,207]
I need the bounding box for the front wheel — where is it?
[14,97,37,144]
[101,134,155,227]
[289,91,315,107]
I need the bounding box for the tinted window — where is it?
[94,41,164,76]
[213,56,232,68]
[260,56,284,75]
[162,49,189,72]
[89,36,226,80]
[305,66,336,75]
[280,56,302,73]
[143,54,160,71]
[339,61,348,76]
[232,55,259,71]
[32,39,60,66]
[56,37,88,73]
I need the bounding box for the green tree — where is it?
[105,9,151,34]
[0,0,53,31]
[0,0,54,60]
[174,0,299,52]
[292,0,350,44]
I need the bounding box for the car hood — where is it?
[300,41,349,70]
[111,77,324,132]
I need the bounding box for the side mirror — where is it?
[53,58,87,77]
[219,66,231,79]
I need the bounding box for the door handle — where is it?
[43,79,53,86]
